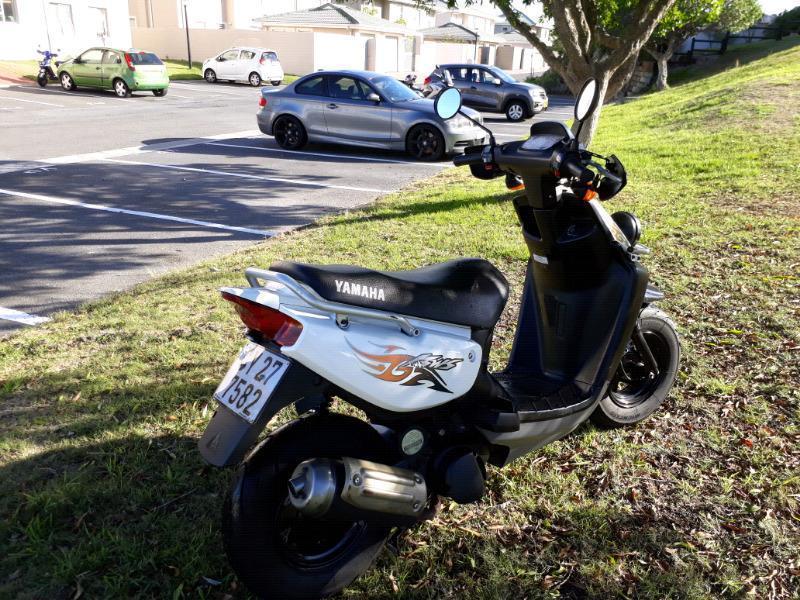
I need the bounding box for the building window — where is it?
[1,0,17,22]
[47,3,75,40]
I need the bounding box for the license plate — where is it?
[213,342,290,423]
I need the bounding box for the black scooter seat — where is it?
[271,258,509,329]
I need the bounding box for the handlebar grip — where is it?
[452,153,484,167]
[561,157,593,184]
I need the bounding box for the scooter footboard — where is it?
[198,358,324,467]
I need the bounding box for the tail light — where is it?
[259,57,265,65]
[222,292,302,346]
[423,76,431,85]
[259,96,267,107]
[124,53,135,71]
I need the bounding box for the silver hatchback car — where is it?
[256,69,488,161]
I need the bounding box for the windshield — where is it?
[371,76,419,102]
[487,66,516,84]
[128,52,163,65]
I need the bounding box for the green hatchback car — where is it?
[58,48,169,98]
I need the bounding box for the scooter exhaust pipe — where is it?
[288,457,427,524]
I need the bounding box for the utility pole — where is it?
[183,2,192,69]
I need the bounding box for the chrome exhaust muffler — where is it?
[288,457,427,522]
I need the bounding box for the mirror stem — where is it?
[458,109,496,147]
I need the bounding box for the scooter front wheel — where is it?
[37,74,48,87]
[222,414,394,599]
[591,306,680,427]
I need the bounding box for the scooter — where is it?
[198,80,680,599]
[36,48,60,87]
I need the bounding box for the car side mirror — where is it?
[217,57,224,62]
[493,77,502,86]
[366,92,380,103]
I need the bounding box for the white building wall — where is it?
[0,0,131,60]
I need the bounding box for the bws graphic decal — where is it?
[348,341,463,394]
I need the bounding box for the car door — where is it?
[323,76,391,143]
[473,67,504,110]
[446,67,479,106]
[292,75,331,137]
[101,49,122,88]
[238,49,256,80]
[214,49,239,79]
[73,48,104,87]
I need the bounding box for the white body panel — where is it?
[222,275,482,413]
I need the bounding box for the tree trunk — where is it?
[654,54,669,90]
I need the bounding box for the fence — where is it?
[675,22,799,62]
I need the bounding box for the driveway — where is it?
[0,80,571,333]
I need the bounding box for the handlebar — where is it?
[560,155,594,184]
[452,153,484,167]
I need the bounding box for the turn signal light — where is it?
[222,292,303,346]
[259,96,267,107]
[583,189,599,202]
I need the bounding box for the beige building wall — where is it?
[131,27,315,74]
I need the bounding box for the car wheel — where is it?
[113,79,131,98]
[271,80,282,86]
[60,72,75,91]
[273,115,308,150]
[204,69,217,83]
[152,88,167,97]
[505,100,527,122]
[248,72,262,87]
[406,124,445,161]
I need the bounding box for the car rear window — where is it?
[261,52,278,62]
[295,76,328,97]
[128,52,163,65]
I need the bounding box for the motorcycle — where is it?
[399,72,425,97]
[36,48,60,87]
[198,79,681,599]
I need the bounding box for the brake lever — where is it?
[588,160,622,184]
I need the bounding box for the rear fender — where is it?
[198,358,325,467]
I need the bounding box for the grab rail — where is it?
[244,268,420,337]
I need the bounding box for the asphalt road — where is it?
[0,79,573,333]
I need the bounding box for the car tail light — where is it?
[124,53,135,71]
[423,76,431,85]
[259,57,265,65]
[259,96,267,107]
[222,292,302,346]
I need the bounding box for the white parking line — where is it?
[0,306,51,326]
[208,142,444,167]
[171,83,253,96]
[103,158,386,193]
[0,94,62,107]
[0,187,275,237]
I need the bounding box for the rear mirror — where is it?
[434,87,462,120]
[574,78,599,122]
[366,92,380,103]
[492,77,502,86]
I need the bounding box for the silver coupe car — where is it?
[256,69,488,161]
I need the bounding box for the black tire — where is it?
[406,124,445,161]
[113,78,131,98]
[37,74,48,87]
[273,115,308,150]
[591,306,680,427]
[248,72,262,87]
[271,80,282,86]
[152,88,167,97]
[505,100,528,122]
[60,72,76,91]
[223,414,394,599]
[204,68,217,83]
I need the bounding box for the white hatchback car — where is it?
[202,47,284,87]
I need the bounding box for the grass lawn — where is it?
[1,39,799,599]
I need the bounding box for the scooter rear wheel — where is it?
[591,306,680,427]
[222,414,394,599]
